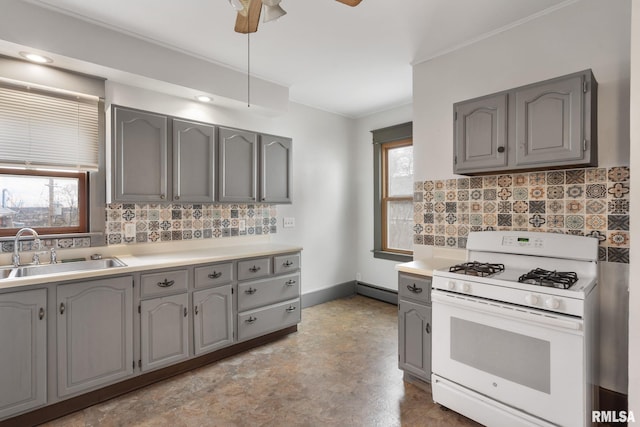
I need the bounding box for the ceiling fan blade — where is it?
[235,0,263,33]
[336,0,362,6]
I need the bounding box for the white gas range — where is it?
[431,231,598,427]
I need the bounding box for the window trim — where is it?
[381,139,413,255]
[0,168,89,237]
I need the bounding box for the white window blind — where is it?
[0,83,99,171]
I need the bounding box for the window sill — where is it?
[372,250,412,263]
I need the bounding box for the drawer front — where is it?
[194,262,234,289]
[238,272,300,311]
[398,273,432,304]
[140,269,189,298]
[237,257,271,281]
[273,253,300,275]
[238,298,300,341]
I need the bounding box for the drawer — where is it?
[140,269,188,298]
[237,257,271,281]
[194,262,234,289]
[238,298,300,341]
[273,253,300,275]
[238,272,300,311]
[398,273,432,304]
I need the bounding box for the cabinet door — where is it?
[454,93,508,173]
[141,293,189,372]
[0,289,47,419]
[113,106,169,202]
[218,127,258,202]
[398,300,431,381]
[515,73,585,167]
[57,277,133,397]
[260,134,292,203]
[193,286,233,355]
[173,119,216,203]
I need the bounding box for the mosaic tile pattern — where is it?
[105,203,277,245]
[414,166,630,263]
[1,236,91,253]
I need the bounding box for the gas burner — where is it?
[518,268,578,289]
[449,261,505,277]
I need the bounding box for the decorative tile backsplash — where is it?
[413,166,630,263]
[105,203,278,245]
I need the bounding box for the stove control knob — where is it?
[447,281,456,290]
[462,283,471,293]
[544,297,560,310]
[525,294,539,305]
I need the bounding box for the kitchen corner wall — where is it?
[413,166,630,264]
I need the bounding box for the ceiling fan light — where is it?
[262,0,281,6]
[263,4,286,22]
[228,0,244,11]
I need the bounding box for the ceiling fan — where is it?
[230,0,363,34]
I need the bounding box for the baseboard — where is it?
[356,281,398,304]
[302,280,356,308]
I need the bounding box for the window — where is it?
[0,169,88,236]
[372,122,413,261]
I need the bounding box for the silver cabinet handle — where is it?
[174,196,180,200]
[208,271,222,279]
[407,284,423,293]
[160,194,166,199]
[283,260,294,267]
[245,316,257,324]
[158,279,175,288]
[245,287,257,295]
[184,307,187,317]
[285,305,296,313]
[39,307,45,320]
[249,266,261,273]
[285,279,296,286]
[59,303,65,315]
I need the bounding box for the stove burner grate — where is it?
[449,261,505,277]
[518,268,578,289]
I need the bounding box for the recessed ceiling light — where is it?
[196,95,212,103]
[19,51,53,64]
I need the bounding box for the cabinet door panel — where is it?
[57,277,133,397]
[398,300,431,381]
[193,286,233,355]
[218,127,258,202]
[141,293,189,371]
[454,94,508,173]
[0,289,47,419]
[260,135,292,203]
[173,119,215,202]
[113,107,168,202]
[515,74,584,166]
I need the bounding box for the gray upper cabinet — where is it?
[172,119,216,203]
[453,69,597,175]
[112,106,169,202]
[454,93,508,173]
[218,127,258,203]
[0,289,47,419]
[260,134,292,204]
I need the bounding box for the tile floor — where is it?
[43,295,479,426]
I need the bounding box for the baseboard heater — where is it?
[356,281,397,304]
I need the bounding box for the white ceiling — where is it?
[24,0,573,118]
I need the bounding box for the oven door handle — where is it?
[431,291,583,332]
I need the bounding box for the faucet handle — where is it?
[50,247,58,264]
[32,252,41,265]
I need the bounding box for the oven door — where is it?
[432,290,585,427]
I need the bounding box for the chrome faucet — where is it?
[12,228,40,267]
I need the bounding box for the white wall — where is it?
[354,104,413,291]
[106,82,357,297]
[628,0,640,417]
[412,0,631,394]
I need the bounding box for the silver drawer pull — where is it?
[407,284,423,293]
[158,279,175,288]
[245,287,257,295]
[283,260,294,267]
[245,316,257,324]
[285,279,297,286]
[208,271,223,279]
[249,266,261,273]
[285,306,296,313]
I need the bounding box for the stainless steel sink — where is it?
[2,258,126,279]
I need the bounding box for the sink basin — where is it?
[4,258,126,279]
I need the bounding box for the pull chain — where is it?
[247,19,251,107]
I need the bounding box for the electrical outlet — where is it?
[283,217,295,228]
[124,223,136,239]
[356,273,362,282]
[239,220,246,232]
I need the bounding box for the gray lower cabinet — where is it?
[0,289,47,419]
[140,293,190,371]
[172,118,216,203]
[57,277,134,397]
[193,285,233,355]
[453,69,597,175]
[398,273,432,382]
[260,134,292,204]
[218,127,258,202]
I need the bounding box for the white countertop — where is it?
[0,242,302,291]
[395,247,466,277]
